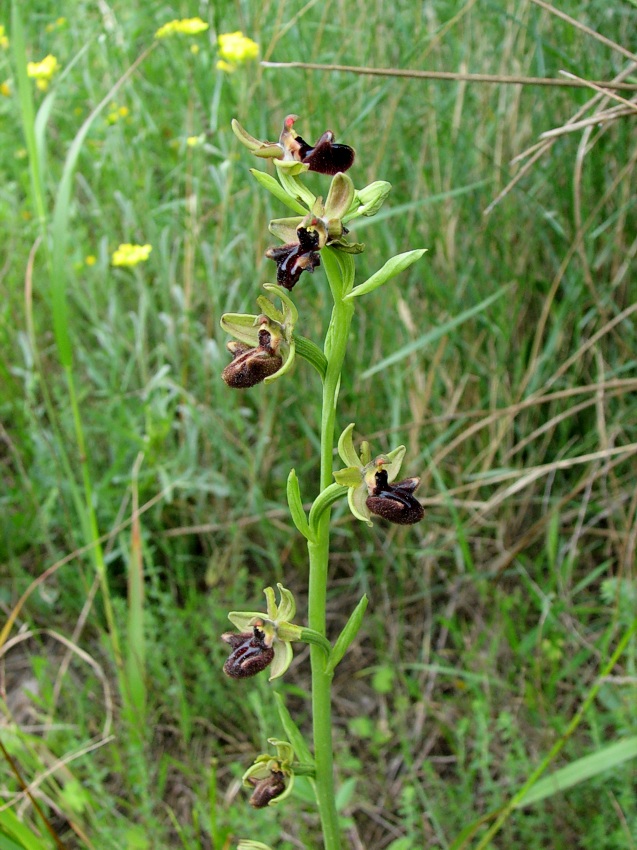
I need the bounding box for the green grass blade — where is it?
[11,1,47,230]
[515,736,637,807]
[361,285,509,378]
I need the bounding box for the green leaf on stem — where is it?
[344,249,427,300]
[249,169,307,215]
[273,692,315,767]
[286,469,314,541]
[327,595,369,673]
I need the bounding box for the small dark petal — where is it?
[248,770,286,808]
[366,470,424,525]
[222,628,275,678]
[302,132,355,175]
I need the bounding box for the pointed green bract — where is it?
[328,595,369,673]
[344,249,427,300]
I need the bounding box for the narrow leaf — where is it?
[286,469,313,541]
[344,249,427,300]
[249,169,308,215]
[515,736,637,807]
[327,595,369,673]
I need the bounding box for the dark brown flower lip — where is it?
[222,626,275,677]
[366,470,424,525]
[247,770,286,808]
[265,237,321,290]
[221,328,283,388]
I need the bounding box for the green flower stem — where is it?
[307,250,355,850]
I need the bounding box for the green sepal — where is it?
[274,692,315,767]
[269,216,303,243]
[219,312,261,346]
[308,482,348,531]
[337,423,360,468]
[327,594,369,673]
[344,249,427,300]
[249,169,307,215]
[276,167,316,210]
[231,118,282,158]
[348,484,372,525]
[333,467,362,487]
[293,334,327,379]
[286,469,314,542]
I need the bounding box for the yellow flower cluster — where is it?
[216,31,259,72]
[155,17,209,39]
[106,104,130,125]
[45,17,67,33]
[0,25,9,49]
[27,54,60,91]
[111,243,152,267]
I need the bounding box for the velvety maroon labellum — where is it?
[265,238,321,290]
[279,115,355,175]
[247,770,286,808]
[222,627,275,678]
[366,470,424,525]
[300,131,355,175]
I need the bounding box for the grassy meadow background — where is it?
[1,0,637,848]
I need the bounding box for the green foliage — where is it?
[1,0,636,847]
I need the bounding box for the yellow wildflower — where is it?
[190,44,200,55]
[27,54,60,91]
[46,17,67,32]
[85,255,97,266]
[217,31,259,66]
[0,25,8,49]
[111,243,152,267]
[1,81,10,97]
[216,60,236,74]
[186,134,204,147]
[155,17,209,38]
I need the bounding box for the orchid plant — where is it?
[221,115,426,850]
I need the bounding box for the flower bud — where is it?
[365,470,424,525]
[222,627,275,678]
